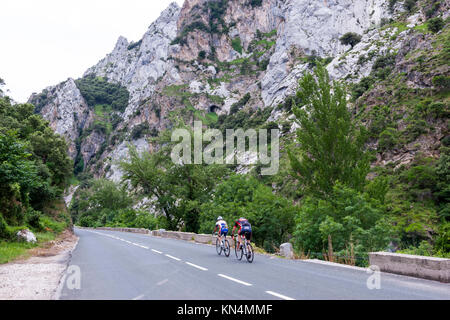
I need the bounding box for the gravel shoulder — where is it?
[0,230,78,300]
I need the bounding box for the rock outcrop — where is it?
[29,0,449,182]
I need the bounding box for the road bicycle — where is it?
[213,232,230,257]
[233,234,254,263]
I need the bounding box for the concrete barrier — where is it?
[369,252,450,283]
[94,227,150,234]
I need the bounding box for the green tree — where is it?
[427,17,445,33]
[288,65,370,198]
[293,183,394,264]
[72,179,133,227]
[120,122,229,232]
[339,32,362,49]
[199,174,296,252]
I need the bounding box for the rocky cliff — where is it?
[29,0,449,181]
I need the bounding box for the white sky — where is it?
[0,0,184,103]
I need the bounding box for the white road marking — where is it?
[132,294,145,300]
[265,291,295,300]
[218,274,252,286]
[165,254,181,261]
[152,249,162,254]
[157,279,169,286]
[185,262,208,271]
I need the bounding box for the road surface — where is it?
[59,228,450,300]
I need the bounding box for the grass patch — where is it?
[0,231,58,264]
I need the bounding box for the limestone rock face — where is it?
[30,0,443,182]
[262,0,391,106]
[29,78,92,159]
[84,2,181,119]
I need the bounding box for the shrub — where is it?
[231,37,243,54]
[130,122,150,140]
[428,17,444,33]
[379,127,399,151]
[40,216,67,233]
[198,50,206,60]
[339,32,362,48]
[406,119,428,141]
[351,76,374,100]
[372,53,396,71]
[25,209,43,231]
[249,0,262,7]
[404,0,417,12]
[292,184,394,265]
[0,214,11,240]
[428,102,448,118]
[432,75,450,90]
[75,75,130,112]
[230,93,251,114]
[127,39,142,51]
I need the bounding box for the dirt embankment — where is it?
[0,230,78,300]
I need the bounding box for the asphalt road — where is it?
[59,228,450,300]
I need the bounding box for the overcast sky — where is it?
[0,0,184,102]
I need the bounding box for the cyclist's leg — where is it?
[238,229,243,249]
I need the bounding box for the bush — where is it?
[292,183,394,265]
[25,209,43,231]
[404,0,417,12]
[339,32,362,48]
[432,75,450,90]
[351,76,374,100]
[130,122,150,140]
[406,119,428,141]
[75,75,130,112]
[127,40,142,51]
[379,127,399,151]
[0,214,11,240]
[198,50,206,60]
[428,17,445,33]
[372,53,396,71]
[249,0,262,7]
[40,216,67,233]
[231,37,243,54]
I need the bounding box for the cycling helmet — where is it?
[217,216,223,221]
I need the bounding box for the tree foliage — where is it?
[120,123,229,232]
[339,32,362,48]
[288,65,370,198]
[75,75,130,112]
[199,174,297,252]
[0,97,72,238]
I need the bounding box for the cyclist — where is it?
[231,217,252,250]
[213,216,228,247]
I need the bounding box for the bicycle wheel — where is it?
[235,240,243,260]
[224,240,230,257]
[246,243,254,263]
[216,238,222,255]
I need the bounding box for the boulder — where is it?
[17,229,37,243]
[280,243,294,259]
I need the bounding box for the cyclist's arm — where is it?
[213,224,218,234]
